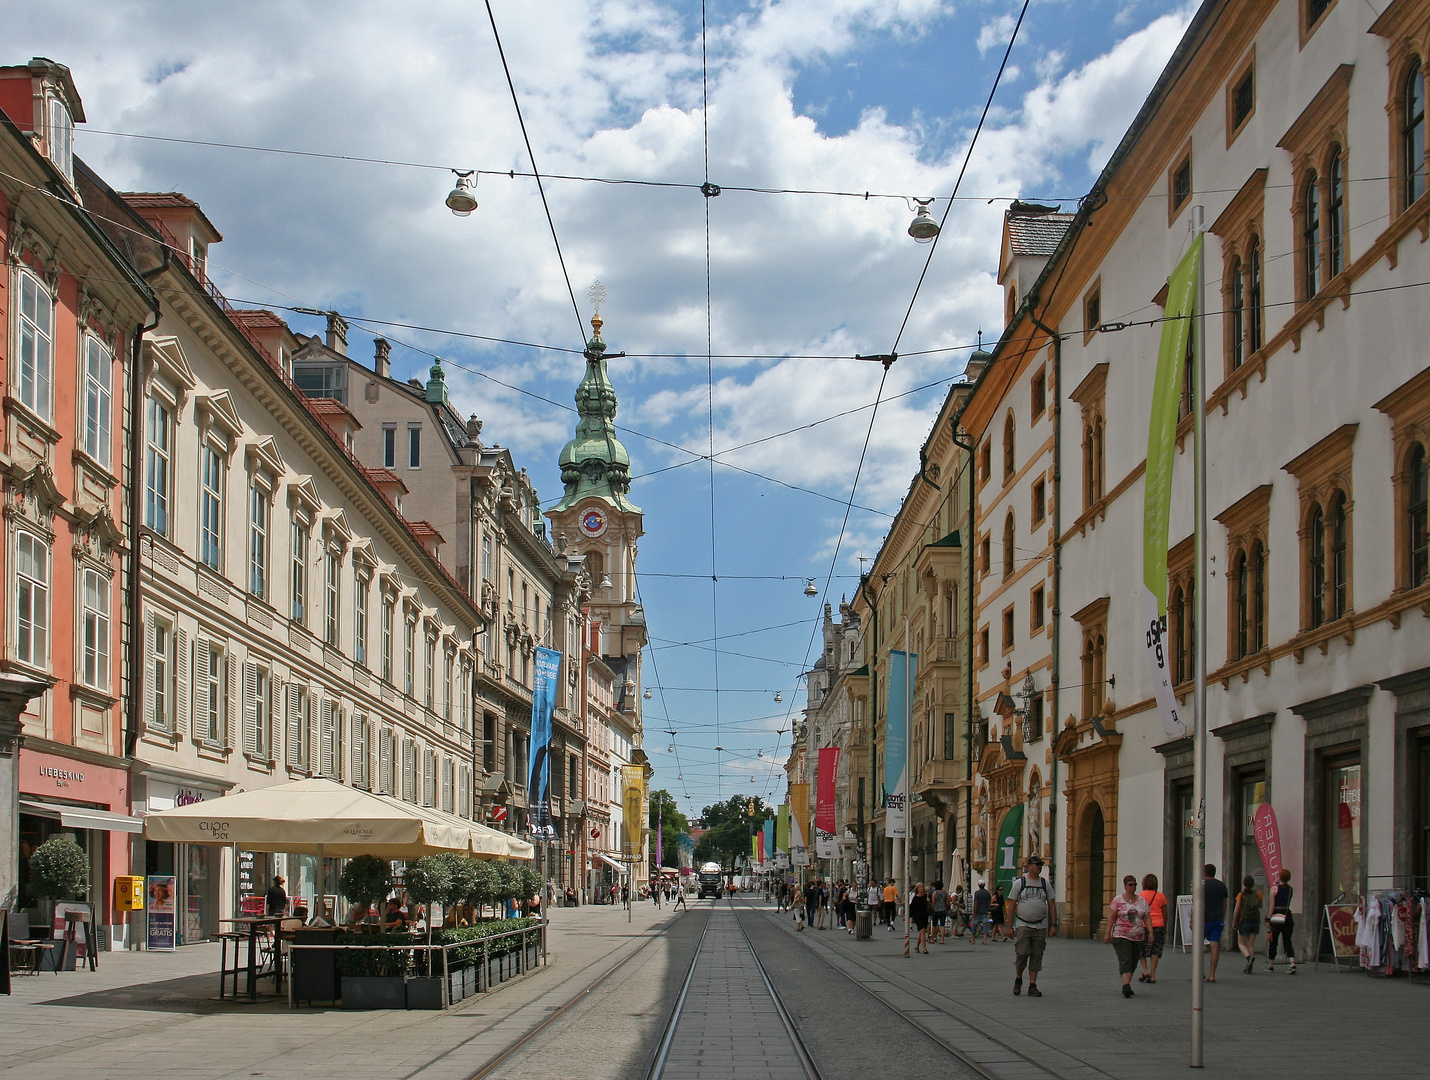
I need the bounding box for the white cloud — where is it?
[978,13,1018,56]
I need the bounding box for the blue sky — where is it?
[8,0,1192,818]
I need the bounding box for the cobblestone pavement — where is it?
[740,898,1430,1080]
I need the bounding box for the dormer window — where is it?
[48,97,73,181]
[190,240,207,280]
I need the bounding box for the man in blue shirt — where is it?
[1202,864,1228,982]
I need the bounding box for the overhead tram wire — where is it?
[757,0,1032,793]
[483,0,587,345]
[634,574,696,810]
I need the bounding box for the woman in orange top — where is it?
[1138,873,1169,984]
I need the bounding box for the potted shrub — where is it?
[401,855,452,1009]
[339,855,390,930]
[28,838,88,970]
[337,857,402,1008]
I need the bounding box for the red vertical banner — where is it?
[1253,803,1282,885]
[815,747,840,859]
[756,828,765,865]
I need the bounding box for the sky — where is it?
[6,0,1193,820]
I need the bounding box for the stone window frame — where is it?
[1029,582,1046,635]
[1001,604,1015,655]
[1293,685,1372,954]
[977,625,990,669]
[1370,0,1430,217]
[1082,278,1102,344]
[1374,366,1430,598]
[1211,169,1268,383]
[1070,363,1108,517]
[1030,365,1046,422]
[1001,510,1016,580]
[1226,46,1256,147]
[1073,596,1110,721]
[1213,713,1275,891]
[1167,143,1193,225]
[1002,410,1016,483]
[1167,535,1196,691]
[1284,424,1357,640]
[1301,0,1337,48]
[1216,485,1272,665]
[1378,666,1430,889]
[1031,475,1047,527]
[1278,65,1353,309]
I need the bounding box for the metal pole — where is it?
[1190,204,1209,1068]
[903,616,912,958]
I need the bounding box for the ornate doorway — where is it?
[1085,803,1105,939]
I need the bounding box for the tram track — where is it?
[741,900,1110,1080]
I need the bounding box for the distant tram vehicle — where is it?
[697,862,724,899]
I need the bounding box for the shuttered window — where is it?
[379,728,393,795]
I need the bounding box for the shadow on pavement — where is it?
[36,973,289,1014]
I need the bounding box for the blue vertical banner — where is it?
[530,646,562,836]
[884,650,914,839]
[763,819,775,867]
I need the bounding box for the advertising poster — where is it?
[815,747,840,858]
[994,803,1024,898]
[1325,903,1360,958]
[1176,895,1194,949]
[1140,236,1202,741]
[147,875,177,951]
[52,902,92,966]
[789,783,810,867]
[622,765,645,858]
[529,646,562,833]
[884,650,913,838]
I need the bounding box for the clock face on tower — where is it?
[579,505,608,538]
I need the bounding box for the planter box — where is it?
[448,965,474,1001]
[340,975,407,1010]
[406,977,444,1010]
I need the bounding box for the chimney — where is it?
[373,337,391,378]
[326,312,349,356]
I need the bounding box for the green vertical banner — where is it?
[1142,234,1202,740]
[994,804,1025,898]
[751,834,759,865]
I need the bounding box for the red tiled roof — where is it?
[406,521,445,543]
[117,191,223,241]
[363,467,407,489]
[307,397,355,419]
[229,309,286,328]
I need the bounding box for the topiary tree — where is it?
[494,861,522,910]
[465,860,499,918]
[519,865,543,910]
[403,855,453,949]
[28,838,88,910]
[339,855,391,929]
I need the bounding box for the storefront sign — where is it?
[1325,904,1359,958]
[994,804,1024,899]
[147,875,177,951]
[20,748,126,805]
[147,781,217,812]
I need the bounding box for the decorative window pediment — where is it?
[287,475,321,514]
[196,391,244,441]
[245,435,286,483]
[142,336,197,394]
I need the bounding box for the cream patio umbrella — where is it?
[381,798,534,861]
[143,777,474,858]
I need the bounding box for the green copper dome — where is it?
[554,314,640,513]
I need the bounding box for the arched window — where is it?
[1248,236,1263,352]
[1171,581,1195,686]
[1002,512,1015,579]
[1091,633,1106,715]
[1249,540,1266,651]
[1229,256,1245,371]
[1308,503,1326,629]
[1405,62,1426,208]
[1234,550,1250,658]
[1327,149,1345,278]
[1003,412,1016,482]
[1329,492,1348,620]
[1092,415,1105,503]
[1303,171,1321,298]
[1409,443,1428,587]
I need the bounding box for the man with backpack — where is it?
[1007,855,1059,997]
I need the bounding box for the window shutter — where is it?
[269,676,283,760]
[175,628,188,735]
[193,636,210,741]
[379,729,392,794]
[287,684,301,769]
[320,698,335,776]
[226,656,237,747]
[144,616,157,733]
[423,750,435,806]
[351,713,365,787]
[443,759,454,813]
[402,740,414,802]
[244,662,258,756]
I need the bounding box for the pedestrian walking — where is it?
[990,885,1008,941]
[1232,875,1263,974]
[1007,855,1058,997]
[265,875,288,916]
[930,879,950,943]
[1266,868,1296,974]
[867,881,882,923]
[673,886,688,911]
[804,878,820,929]
[1138,874,1168,984]
[816,880,830,929]
[972,880,993,943]
[909,883,932,953]
[883,879,899,930]
[951,885,967,937]
[1202,864,1228,982]
[1105,874,1150,997]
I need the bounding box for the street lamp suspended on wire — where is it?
[804,578,818,596]
[908,198,940,242]
[445,171,478,217]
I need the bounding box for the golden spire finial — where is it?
[587,279,607,339]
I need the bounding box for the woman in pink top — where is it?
[1138,873,1169,984]
[1105,875,1150,998]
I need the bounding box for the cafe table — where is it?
[217,916,284,1001]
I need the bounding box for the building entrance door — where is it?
[1085,804,1105,939]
